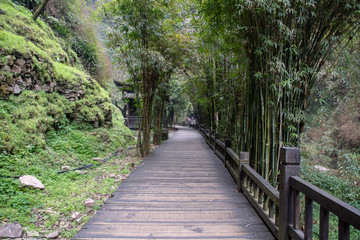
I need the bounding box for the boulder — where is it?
[84,198,95,208]
[0,223,23,238]
[19,175,45,189]
[44,230,60,239]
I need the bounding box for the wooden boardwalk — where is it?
[74,127,274,239]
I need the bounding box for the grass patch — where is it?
[0,115,137,238]
[0,2,78,66]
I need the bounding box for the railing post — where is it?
[279,147,301,240]
[237,152,249,192]
[214,133,219,151]
[224,139,231,167]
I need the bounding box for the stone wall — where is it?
[0,48,112,126]
[0,49,88,101]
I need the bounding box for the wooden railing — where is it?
[198,125,360,240]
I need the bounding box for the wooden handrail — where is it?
[289,176,360,240]
[198,126,360,240]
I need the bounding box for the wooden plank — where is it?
[74,127,274,240]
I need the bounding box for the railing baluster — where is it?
[319,206,329,240]
[293,189,300,229]
[269,199,274,219]
[275,205,279,227]
[263,194,268,212]
[258,188,263,205]
[338,219,350,240]
[304,196,313,240]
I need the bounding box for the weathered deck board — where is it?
[74,127,274,240]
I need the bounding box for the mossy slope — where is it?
[0,2,112,128]
[0,2,137,238]
[0,1,117,155]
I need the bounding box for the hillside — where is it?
[0,2,137,238]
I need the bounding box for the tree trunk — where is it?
[33,0,50,20]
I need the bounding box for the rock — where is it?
[84,198,95,208]
[84,208,93,214]
[314,165,329,172]
[0,223,23,238]
[6,55,14,65]
[71,212,82,222]
[26,230,40,237]
[26,64,32,73]
[19,175,45,189]
[13,84,22,94]
[109,174,116,178]
[15,58,26,68]
[2,65,11,72]
[15,76,24,85]
[92,158,102,162]
[61,166,71,171]
[12,64,22,74]
[44,230,60,239]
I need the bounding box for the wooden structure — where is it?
[75,127,274,239]
[198,125,360,240]
[114,81,141,129]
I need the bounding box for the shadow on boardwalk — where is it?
[74,127,274,240]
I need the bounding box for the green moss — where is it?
[0,91,72,154]
[0,3,76,65]
[53,62,87,86]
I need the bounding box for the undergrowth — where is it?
[300,162,360,239]
[0,109,136,238]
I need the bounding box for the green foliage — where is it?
[10,0,40,11]
[44,0,112,84]
[190,0,360,184]
[0,106,135,237]
[301,166,360,239]
[168,75,191,122]
[101,0,190,155]
[70,36,98,75]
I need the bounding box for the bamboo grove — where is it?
[101,0,190,156]
[190,0,360,184]
[100,0,359,181]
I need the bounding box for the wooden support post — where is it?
[279,147,301,240]
[237,152,249,192]
[224,139,231,167]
